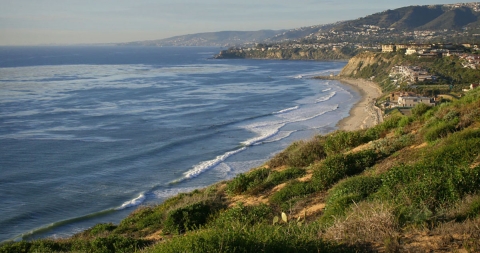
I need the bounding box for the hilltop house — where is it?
[382,44,396,53]
[398,96,436,107]
[389,91,416,102]
[464,83,480,91]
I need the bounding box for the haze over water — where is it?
[0,46,357,241]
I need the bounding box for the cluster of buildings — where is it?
[245,41,351,52]
[390,65,436,84]
[383,43,480,70]
[381,43,467,57]
[384,91,437,108]
[458,54,480,69]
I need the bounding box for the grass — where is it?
[226,167,306,196]
[147,222,373,253]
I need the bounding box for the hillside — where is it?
[339,50,480,94]
[335,3,480,32]
[117,30,283,47]
[3,70,480,251]
[117,3,480,47]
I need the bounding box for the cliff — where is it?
[338,51,403,77]
[214,48,354,61]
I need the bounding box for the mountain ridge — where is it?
[118,2,480,47]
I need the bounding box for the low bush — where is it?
[212,203,273,227]
[246,167,306,195]
[226,167,306,196]
[226,168,270,195]
[148,223,367,253]
[372,134,414,156]
[397,115,413,128]
[424,120,457,142]
[326,176,382,207]
[268,136,326,168]
[323,201,398,246]
[269,180,317,211]
[377,162,480,225]
[312,150,378,190]
[320,176,382,226]
[411,103,431,118]
[426,129,480,166]
[87,223,117,237]
[163,200,224,234]
[324,131,367,155]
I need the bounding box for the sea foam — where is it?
[117,193,146,210]
[273,106,299,114]
[181,147,247,180]
[316,91,336,103]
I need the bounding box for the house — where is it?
[405,48,418,55]
[382,44,396,53]
[398,96,436,107]
[390,91,416,102]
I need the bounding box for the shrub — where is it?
[246,167,306,195]
[323,202,398,246]
[324,131,367,155]
[213,203,273,227]
[269,180,317,210]
[427,130,480,166]
[226,167,306,196]
[320,176,382,226]
[372,134,414,156]
[423,120,457,142]
[163,200,222,234]
[397,116,413,128]
[226,168,270,195]
[411,103,431,118]
[268,137,326,168]
[312,150,378,190]
[326,176,382,207]
[377,162,480,220]
[88,223,117,236]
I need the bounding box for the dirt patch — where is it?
[144,230,164,241]
[228,194,269,207]
[411,142,428,149]
[346,141,373,154]
[296,202,326,218]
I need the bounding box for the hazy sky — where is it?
[0,0,462,45]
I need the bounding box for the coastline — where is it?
[329,77,383,131]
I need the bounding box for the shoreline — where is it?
[318,76,383,131]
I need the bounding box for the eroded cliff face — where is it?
[339,52,384,77]
[215,48,351,60]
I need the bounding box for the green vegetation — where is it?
[226,167,306,196]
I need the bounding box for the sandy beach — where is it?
[335,77,383,131]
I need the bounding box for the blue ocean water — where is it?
[0,46,355,242]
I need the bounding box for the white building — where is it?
[398,96,435,107]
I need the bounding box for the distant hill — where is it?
[268,23,338,41]
[118,2,480,47]
[117,30,284,47]
[335,3,480,31]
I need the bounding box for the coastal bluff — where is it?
[214,47,352,61]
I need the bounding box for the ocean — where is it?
[0,46,356,242]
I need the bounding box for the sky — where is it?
[0,0,463,45]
